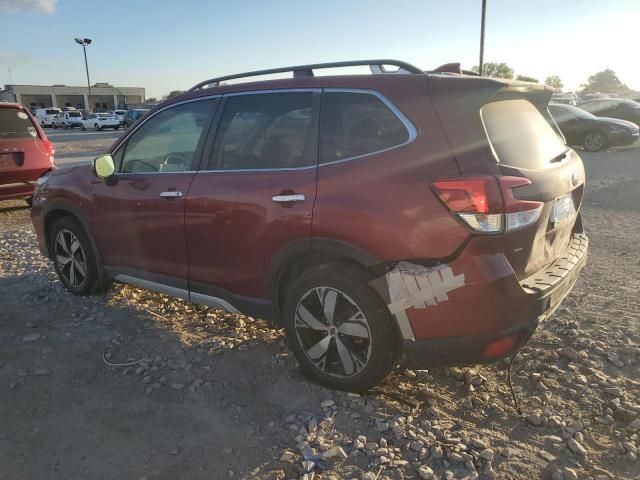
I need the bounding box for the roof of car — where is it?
[0,102,24,109]
[152,60,554,114]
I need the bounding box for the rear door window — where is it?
[319,91,410,163]
[482,99,567,170]
[0,108,38,139]
[209,91,317,170]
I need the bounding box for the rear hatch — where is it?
[0,107,53,183]
[482,95,584,278]
[428,76,584,279]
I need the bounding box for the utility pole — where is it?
[74,37,93,110]
[479,0,487,76]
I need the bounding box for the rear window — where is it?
[46,109,60,115]
[0,108,38,139]
[68,112,82,118]
[319,92,410,163]
[482,99,566,170]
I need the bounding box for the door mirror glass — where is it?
[94,154,115,178]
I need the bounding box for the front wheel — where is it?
[282,263,400,392]
[583,130,607,152]
[50,217,104,296]
[94,123,101,131]
[81,125,86,131]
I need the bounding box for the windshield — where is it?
[0,108,38,138]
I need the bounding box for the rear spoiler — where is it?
[427,75,558,173]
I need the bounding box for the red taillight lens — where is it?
[42,139,55,167]
[43,139,54,156]
[431,176,543,234]
[431,176,503,214]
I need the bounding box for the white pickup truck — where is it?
[81,113,121,131]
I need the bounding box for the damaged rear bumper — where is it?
[402,233,588,368]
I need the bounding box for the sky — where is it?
[0,0,638,98]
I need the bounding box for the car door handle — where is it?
[159,191,183,198]
[272,194,305,203]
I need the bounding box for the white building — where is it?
[0,83,145,111]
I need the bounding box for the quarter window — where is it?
[210,92,316,170]
[117,100,215,173]
[319,92,410,163]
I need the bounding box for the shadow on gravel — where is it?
[0,271,334,479]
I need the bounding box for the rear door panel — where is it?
[186,90,321,300]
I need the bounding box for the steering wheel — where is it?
[161,152,191,171]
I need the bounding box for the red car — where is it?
[0,102,55,204]
[31,60,588,391]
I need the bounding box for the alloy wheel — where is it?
[54,229,87,288]
[294,287,372,378]
[585,131,604,151]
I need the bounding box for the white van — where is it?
[34,107,61,128]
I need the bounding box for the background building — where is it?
[0,83,145,111]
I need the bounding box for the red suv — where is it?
[31,60,588,391]
[0,102,55,204]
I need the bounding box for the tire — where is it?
[53,124,57,129]
[25,196,33,207]
[282,263,400,392]
[49,216,104,296]
[583,130,607,152]
[113,125,119,130]
[63,123,69,130]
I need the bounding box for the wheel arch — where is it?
[42,201,106,282]
[269,238,382,325]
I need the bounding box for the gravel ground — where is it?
[0,145,639,480]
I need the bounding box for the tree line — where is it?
[471,62,631,94]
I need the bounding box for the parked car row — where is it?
[33,107,151,131]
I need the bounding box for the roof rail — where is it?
[188,59,424,92]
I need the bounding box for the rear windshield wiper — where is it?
[550,149,569,163]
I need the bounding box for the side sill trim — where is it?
[112,275,242,314]
[190,292,241,314]
[114,274,189,301]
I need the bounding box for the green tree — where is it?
[544,75,563,90]
[471,62,514,79]
[580,69,628,94]
[145,97,158,103]
[516,74,539,83]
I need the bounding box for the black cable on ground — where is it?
[507,350,524,416]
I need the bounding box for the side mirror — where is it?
[94,154,115,178]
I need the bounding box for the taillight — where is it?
[431,176,543,234]
[43,139,55,167]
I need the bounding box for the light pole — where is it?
[74,37,93,111]
[479,0,487,76]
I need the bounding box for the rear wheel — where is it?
[583,130,607,152]
[282,263,400,392]
[50,217,103,296]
